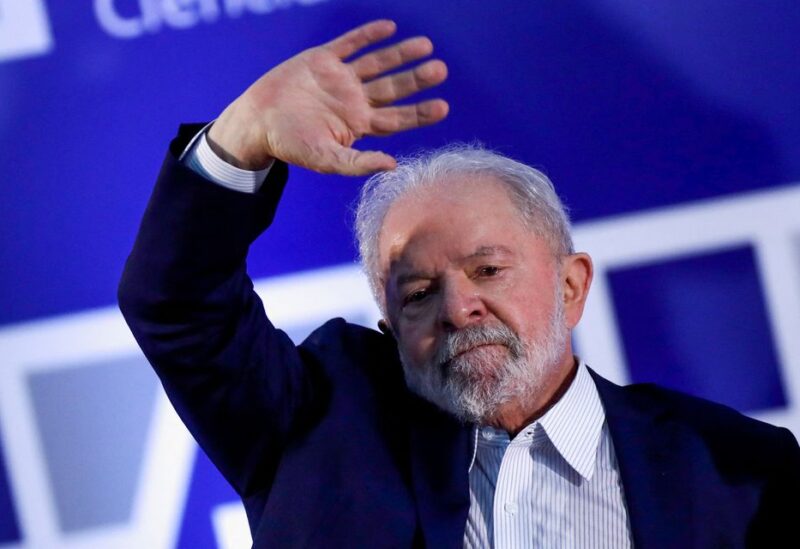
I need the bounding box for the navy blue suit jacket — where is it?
[119,126,800,548]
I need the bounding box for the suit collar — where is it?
[589,369,699,548]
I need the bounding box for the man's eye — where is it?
[477,265,501,277]
[403,289,429,306]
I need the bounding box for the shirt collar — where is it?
[468,360,606,481]
[538,360,606,480]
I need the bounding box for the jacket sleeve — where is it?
[118,125,324,497]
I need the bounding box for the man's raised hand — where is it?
[207,20,449,176]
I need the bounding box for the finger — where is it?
[324,19,397,59]
[349,36,433,80]
[369,99,450,136]
[364,59,448,106]
[319,145,397,176]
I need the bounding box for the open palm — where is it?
[209,20,449,175]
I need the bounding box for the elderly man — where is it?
[119,20,798,548]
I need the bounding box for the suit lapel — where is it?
[408,394,473,549]
[591,371,698,548]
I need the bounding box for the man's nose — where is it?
[438,279,486,330]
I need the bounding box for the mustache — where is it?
[434,323,524,371]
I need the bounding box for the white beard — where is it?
[399,296,568,423]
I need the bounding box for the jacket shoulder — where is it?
[299,317,405,382]
[615,380,799,463]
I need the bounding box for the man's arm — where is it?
[118,21,448,497]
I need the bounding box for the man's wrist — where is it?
[206,115,274,171]
[183,126,273,194]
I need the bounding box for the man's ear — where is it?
[377,319,394,337]
[561,253,593,329]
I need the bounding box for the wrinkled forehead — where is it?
[376,175,539,277]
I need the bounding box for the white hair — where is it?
[354,144,573,308]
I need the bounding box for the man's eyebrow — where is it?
[393,246,516,286]
[466,245,516,259]
[396,271,433,286]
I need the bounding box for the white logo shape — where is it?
[0,0,53,63]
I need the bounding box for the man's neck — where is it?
[485,356,579,437]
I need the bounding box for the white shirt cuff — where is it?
[181,124,273,194]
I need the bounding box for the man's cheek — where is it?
[400,334,434,370]
[408,343,432,370]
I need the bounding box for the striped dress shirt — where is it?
[464,362,632,548]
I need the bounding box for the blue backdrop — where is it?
[1,1,799,547]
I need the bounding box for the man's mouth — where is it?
[439,343,505,375]
[454,342,503,358]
